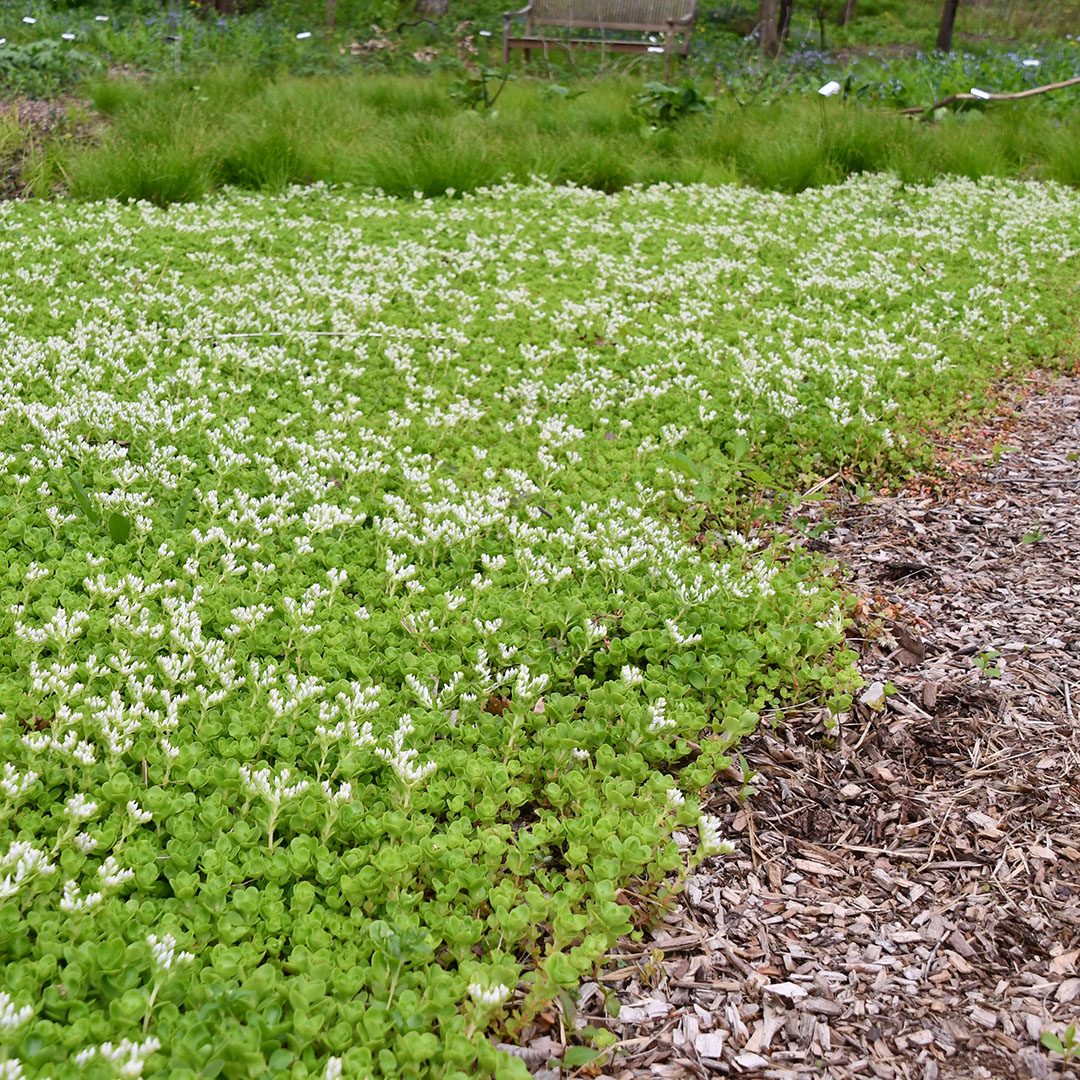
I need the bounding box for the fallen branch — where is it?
[900,74,1080,116]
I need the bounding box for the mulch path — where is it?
[513,371,1080,1079]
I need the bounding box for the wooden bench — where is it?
[503,0,696,78]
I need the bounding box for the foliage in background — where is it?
[0,0,1078,96]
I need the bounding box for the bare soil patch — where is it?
[0,96,97,199]
[526,372,1080,1078]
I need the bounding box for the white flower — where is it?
[375,714,437,787]
[73,832,98,854]
[127,800,152,824]
[666,787,685,808]
[148,933,194,972]
[322,779,352,804]
[620,665,644,687]
[0,763,37,798]
[240,765,310,804]
[665,619,702,647]
[0,838,56,898]
[64,794,98,821]
[468,982,511,1007]
[324,1058,343,1080]
[648,698,674,733]
[699,814,734,857]
[76,1037,161,1077]
[512,665,548,704]
[60,880,103,913]
[99,855,135,888]
[0,991,33,1031]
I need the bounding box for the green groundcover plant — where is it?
[0,176,1078,1077]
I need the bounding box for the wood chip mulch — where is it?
[514,372,1080,1080]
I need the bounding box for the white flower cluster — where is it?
[375,714,437,787]
[468,981,512,1007]
[74,1036,162,1077]
[240,765,310,805]
[698,814,735,857]
[148,932,195,972]
[0,841,56,900]
[0,991,33,1031]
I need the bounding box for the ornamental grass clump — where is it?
[0,176,1077,1076]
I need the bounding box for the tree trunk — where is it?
[758,0,779,56]
[838,0,857,26]
[326,0,336,30]
[777,0,794,41]
[936,0,960,51]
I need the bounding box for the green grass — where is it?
[21,69,1080,204]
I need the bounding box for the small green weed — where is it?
[633,81,714,128]
[449,65,514,111]
[1042,1022,1078,1063]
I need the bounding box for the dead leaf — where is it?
[484,694,511,716]
[1049,950,1079,976]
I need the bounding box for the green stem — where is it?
[142,981,160,1034]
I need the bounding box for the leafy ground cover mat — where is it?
[0,177,1077,1077]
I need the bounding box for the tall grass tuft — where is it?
[36,68,1080,205]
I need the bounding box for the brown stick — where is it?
[899,74,1080,116]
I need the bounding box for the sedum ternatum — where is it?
[0,175,1074,1077]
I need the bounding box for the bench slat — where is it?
[506,35,689,52]
[529,0,693,24]
[526,18,689,31]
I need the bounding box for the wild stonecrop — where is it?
[0,175,1078,1077]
